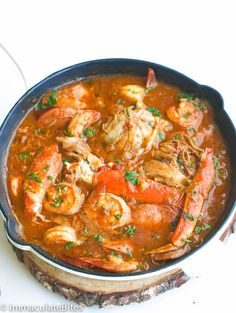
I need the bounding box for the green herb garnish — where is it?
[123,225,136,237]
[82,128,95,138]
[47,175,54,181]
[125,171,139,185]
[27,172,42,183]
[214,158,219,169]
[182,238,192,243]
[125,107,130,118]
[195,224,211,233]
[173,134,182,140]
[47,90,57,106]
[158,133,165,141]
[171,220,178,229]
[117,99,124,104]
[81,228,89,236]
[63,129,73,137]
[114,213,121,220]
[147,107,160,116]
[37,146,43,153]
[183,113,190,118]
[65,241,74,250]
[63,158,71,165]
[183,212,195,221]
[93,234,104,243]
[114,156,121,164]
[178,93,195,101]
[34,128,47,134]
[18,152,30,160]
[44,165,49,171]
[50,197,62,208]
[144,86,156,94]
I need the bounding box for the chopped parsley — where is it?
[63,129,73,137]
[18,152,30,160]
[93,234,104,243]
[63,158,71,165]
[183,212,195,221]
[117,99,124,104]
[82,128,95,138]
[173,134,182,140]
[50,197,62,208]
[34,90,57,110]
[37,146,43,153]
[171,220,178,229]
[114,213,121,220]
[81,228,89,236]
[177,155,183,166]
[183,113,190,118]
[147,107,160,116]
[123,225,136,237]
[178,92,195,101]
[128,88,141,94]
[144,86,156,94]
[34,128,47,134]
[188,128,196,133]
[47,175,54,181]
[114,156,121,164]
[65,241,74,250]
[158,132,165,141]
[214,158,219,169]
[182,238,192,243]
[44,165,49,171]
[110,251,119,257]
[47,90,57,106]
[195,224,211,233]
[125,171,139,185]
[125,107,131,118]
[57,185,68,192]
[27,172,42,183]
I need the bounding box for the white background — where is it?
[0,0,236,312]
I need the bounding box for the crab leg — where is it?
[94,169,184,206]
[146,148,215,259]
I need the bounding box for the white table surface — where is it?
[0,1,235,312]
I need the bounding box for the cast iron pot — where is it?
[0,59,235,307]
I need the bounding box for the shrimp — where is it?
[37,107,76,129]
[24,144,62,221]
[68,110,101,137]
[44,225,82,245]
[41,83,88,110]
[43,182,84,215]
[121,85,144,101]
[167,98,203,129]
[62,254,139,273]
[56,136,103,170]
[120,68,158,102]
[84,191,132,230]
[146,148,215,260]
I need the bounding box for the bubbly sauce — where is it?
[7,73,231,273]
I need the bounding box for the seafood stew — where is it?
[7,69,231,273]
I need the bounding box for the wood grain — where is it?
[13,246,189,308]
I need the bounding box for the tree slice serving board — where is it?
[9,217,235,308]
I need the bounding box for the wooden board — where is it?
[13,245,189,308]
